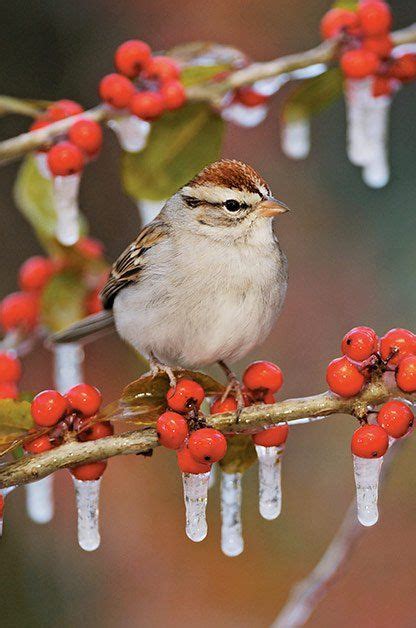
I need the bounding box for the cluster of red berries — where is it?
[25,383,112,481]
[99,39,186,123]
[326,326,416,399]
[321,1,416,96]
[0,352,22,400]
[30,99,103,177]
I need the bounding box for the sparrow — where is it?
[53,159,289,406]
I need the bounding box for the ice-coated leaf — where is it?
[0,399,34,454]
[282,68,343,124]
[169,41,246,87]
[219,435,257,474]
[40,270,87,332]
[180,64,231,87]
[121,103,224,201]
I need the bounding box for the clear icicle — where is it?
[208,463,217,489]
[0,486,16,537]
[107,115,150,152]
[53,174,81,246]
[361,94,391,189]
[72,477,102,551]
[220,471,244,557]
[35,152,51,180]
[255,444,284,520]
[352,454,383,527]
[136,199,167,226]
[182,471,210,542]
[281,118,310,160]
[25,476,54,524]
[221,103,268,127]
[345,78,374,167]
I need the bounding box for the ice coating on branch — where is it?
[107,115,150,152]
[221,103,268,127]
[25,476,54,524]
[281,118,310,159]
[182,471,210,542]
[255,444,284,520]
[53,174,81,245]
[136,199,167,225]
[352,454,383,527]
[253,75,289,96]
[208,463,217,489]
[35,152,52,180]
[220,471,244,557]
[72,477,102,551]
[0,487,15,537]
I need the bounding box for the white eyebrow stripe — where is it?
[182,185,262,205]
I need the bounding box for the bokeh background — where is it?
[1,1,416,626]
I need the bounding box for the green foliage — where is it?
[219,434,257,474]
[282,68,343,124]
[121,103,224,201]
[40,270,87,332]
[0,399,34,454]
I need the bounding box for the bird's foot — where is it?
[218,360,245,419]
[148,357,179,388]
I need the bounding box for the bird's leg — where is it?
[218,360,245,415]
[148,354,178,388]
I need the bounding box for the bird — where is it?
[53,159,289,407]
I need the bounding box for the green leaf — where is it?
[0,399,34,455]
[180,64,231,87]
[169,42,247,88]
[40,270,87,332]
[282,68,343,124]
[332,0,358,9]
[121,103,224,201]
[219,434,257,474]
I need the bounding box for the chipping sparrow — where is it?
[53,160,289,404]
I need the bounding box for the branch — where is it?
[0,374,412,489]
[0,24,414,165]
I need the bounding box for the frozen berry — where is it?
[144,56,180,82]
[66,383,102,417]
[243,361,283,393]
[340,49,380,79]
[47,99,84,121]
[177,446,211,474]
[326,356,365,397]
[389,54,416,82]
[47,141,84,176]
[252,424,289,447]
[0,352,21,383]
[379,328,416,365]
[68,119,103,156]
[166,379,205,412]
[19,256,54,292]
[156,411,188,449]
[71,461,107,481]
[99,73,135,109]
[30,117,51,132]
[31,390,67,427]
[188,427,227,463]
[0,291,39,332]
[357,1,392,37]
[77,419,114,442]
[377,400,413,439]
[341,326,378,362]
[396,355,416,393]
[129,91,164,121]
[210,396,238,414]
[86,289,103,315]
[114,39,151,78]
[372,76,394,97]
[263,391,276,404]
[24,434,54,454]
[351,424,389,458]
[0,382,18,399]
[363,34,393,58]
[160,80,186,110]
[320,8,359,39]
[235,87,268,107]
[74,237,105,260]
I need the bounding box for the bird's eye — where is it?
[224,199,240,212]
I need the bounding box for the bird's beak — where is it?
[257,196,290,217]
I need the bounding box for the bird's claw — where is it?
[221,375,245,421]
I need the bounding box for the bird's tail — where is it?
[50,310,115,344]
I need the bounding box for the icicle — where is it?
[221,103,268,127]
[208,463,217,489]
[253,75,289,96]
[0,487,16,537]
[345,78,374,167]
[220,471,244,557]
[352,454,383,526]
[281,118,310,160]
[53,174,81,246]
[255,444,284,520]
[107,115,150,152]
[35,152,52,180]
[182,471,210,542]
[25,476,54,524]
[361,94,391,189]
[136,199,167,226]
[72,477,101,551]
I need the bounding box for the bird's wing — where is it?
[100,218,170,308]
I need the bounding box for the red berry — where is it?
[144,56,180,82]
[129,91,164,121]
[66,383,102,417]
[372,75,394,97]
[30,117,51,133]
[74,237,105,260]
[363,34,393,58]
[47,141,84,177]
[114,39,151,78]
[252,424,289,447]
[47,100,84,121]
[340,49,380,79]
[19,256,54,292]
[326,356,365,397]
[211,396,238,414]
[351,424,389,458]
[389,54,416,82]
[0,352,21,383]
[0,291,39,332]
[396,355,416,393]
[166,379,205,412]
[24,434,54,454]
[86,289,103,315]
[263,391,276,404]
[243,361,283,393]
[31,390,67,427]
[78,419,114,442]
[99,73,135,109]
[177,446,211,474]
[377,400,414,439]
[188,427,227,463]
[357,1,392,36]
[71,461,107,481]
[379,328,416,365]
[320,8,359,39]
[0,382,18,399]
[160,80,186,111]
[341,326,378,362]
[68,119,103,156]
[235,87,268,107]
[156,411,188,449]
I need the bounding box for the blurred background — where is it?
[1,1,416,626]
